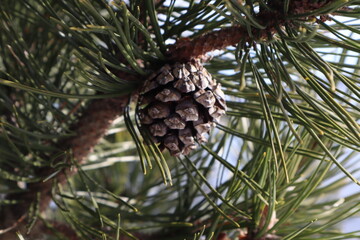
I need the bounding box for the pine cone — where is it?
[138,60,226,156]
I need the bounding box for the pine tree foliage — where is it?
[0,0,360,239]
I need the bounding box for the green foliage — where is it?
[1,0,360,239]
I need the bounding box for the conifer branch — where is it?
[167,26,247,62]
[45,96,130,207]
[0,0,356,239]
[65,96,130,164]
[1,95,130,238]
[167,0,343,62]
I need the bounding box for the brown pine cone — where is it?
[138,60,226,156]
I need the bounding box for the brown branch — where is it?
[0,96,130,239]
[167,0,336,62]
[41,96,130,210]
[65,96,130,163]
[167,26,247,62]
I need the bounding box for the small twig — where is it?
[0,214,26,235]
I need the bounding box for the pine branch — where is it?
[167,26,247,62]
[167,0,346,62]
[2,95,130,238]
[1,0,358,239]
[65,96,130,164]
